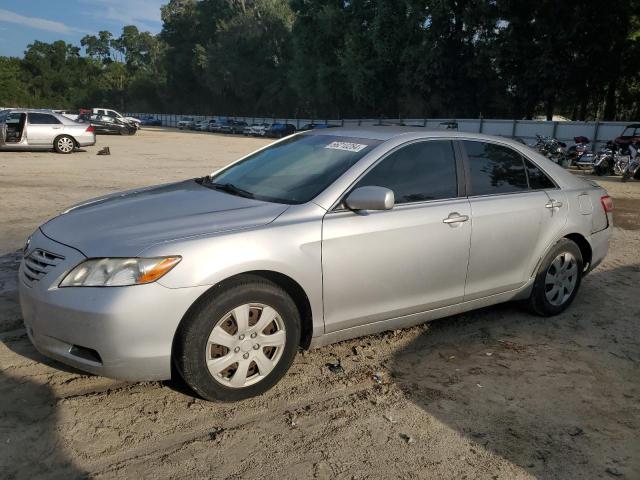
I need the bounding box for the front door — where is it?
[4,113,26,144]
[322,140,471,333]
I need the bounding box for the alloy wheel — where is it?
[205,303,286,388]
[57,137,74,153]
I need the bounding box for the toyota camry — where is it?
[19,128,612,400]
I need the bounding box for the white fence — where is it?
[128,113,635,151]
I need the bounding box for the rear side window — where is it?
[525,159,556,189]
[355,141,457,203]
[28,113,61,125]
[463,141,528,195]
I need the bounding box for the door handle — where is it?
[443,212,469,224]
[545,199,563,209]
[52,126,62,129]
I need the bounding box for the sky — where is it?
[0,0,166,57]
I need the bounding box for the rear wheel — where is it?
[528,239,583,316]
[54,135,75,154]
[174,276,300,401]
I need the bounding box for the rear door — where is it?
[461,140,566,300]
[27,113,62,145]
[322,140,471,333]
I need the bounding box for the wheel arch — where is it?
[564,232,593,271]
[171,270,314,369]
[53,133,79,148]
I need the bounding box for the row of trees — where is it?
[1,0,639,120]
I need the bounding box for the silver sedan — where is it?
[19,128,612,400]
[0,109,96,153]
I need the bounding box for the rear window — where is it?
[463,141,528,195]
[28,113,61,125]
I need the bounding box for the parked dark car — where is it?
[300,123,337,131]
[230,121,248,134]
[140,115,162,127]
[78,114,137,135]
[266,123,296,138]
[218,120,248,135]
[614,124,640,147]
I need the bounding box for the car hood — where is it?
[41,180,288,257]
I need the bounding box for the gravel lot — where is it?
[0,129,638,479]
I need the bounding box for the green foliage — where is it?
[0,0,638,120]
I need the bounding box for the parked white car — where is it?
[196,120,215,131]
[177,117,196,130]
[245,123,271,136]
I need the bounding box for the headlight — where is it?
[59,257,181,287]
[23,235,32,255]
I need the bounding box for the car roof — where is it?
[5,108,59,113]
[624,123,640,129]
[304,126,526,146]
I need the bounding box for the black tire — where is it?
[174,276,300,401]
[527,238,583,316]
[53,135,75,154]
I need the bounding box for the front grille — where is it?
[23,249,65,284]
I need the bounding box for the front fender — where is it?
[139,204,326,337]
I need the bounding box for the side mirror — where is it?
[344,186,394,211]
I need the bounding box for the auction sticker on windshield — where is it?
[324,141,369,152]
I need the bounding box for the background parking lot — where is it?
[1,129,638,479]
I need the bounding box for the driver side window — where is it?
[354,141,458,204]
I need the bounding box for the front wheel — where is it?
[174,276,300,401]
[54,135,75,154]
[527,239,583,316]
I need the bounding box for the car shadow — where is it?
[0,369,87,479]
[387,264,640,478]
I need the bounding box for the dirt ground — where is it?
[0,129,638,479]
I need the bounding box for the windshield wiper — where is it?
[197,177,255,199]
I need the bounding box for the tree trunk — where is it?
[578,96,587,121]
[545,93,555,121]
[602,77,618,121]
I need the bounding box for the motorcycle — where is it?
[592,142,616,176]
[534,134,567,165]
[567,136,591,166]
[621,143,640,181]
[590,141,632,177]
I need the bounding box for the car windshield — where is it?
[207,134,381,204]
[621,127,637,137]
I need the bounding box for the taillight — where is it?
[600,195,613,213]
[86,125,95,133]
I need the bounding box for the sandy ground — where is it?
[0,129,638,479]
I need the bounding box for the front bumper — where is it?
[19,229,209,381]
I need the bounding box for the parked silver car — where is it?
[19,128,612,400]
[0,109,96,153]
